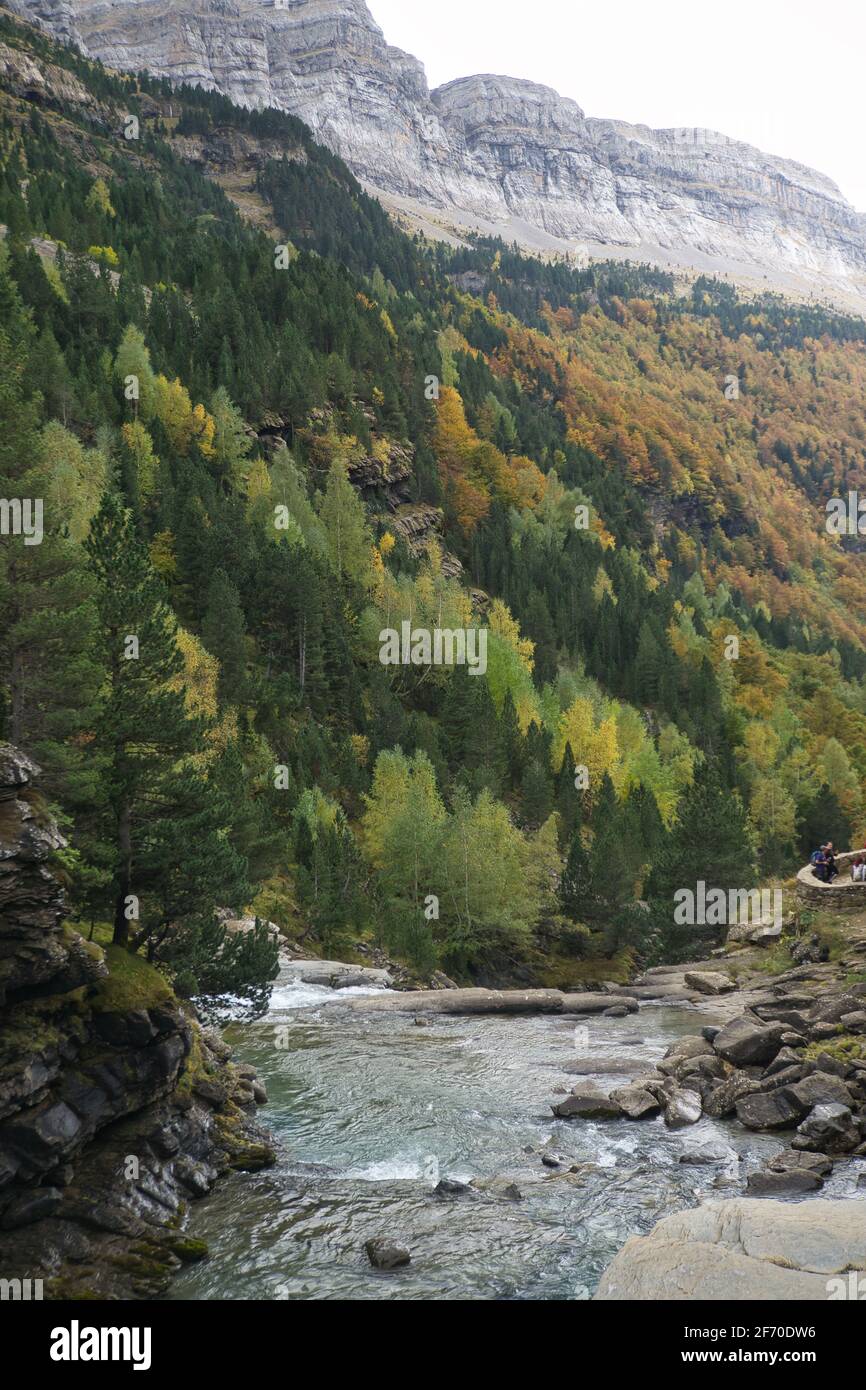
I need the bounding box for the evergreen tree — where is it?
[202,568,248,706]
[797,784,853,858]
[0,253,102,805]
[520,757,553,827]
[554,741,583,848]
[646,761,757,959]
[85,492,249,948]
[560,825,593,921]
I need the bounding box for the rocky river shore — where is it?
[0,745,275,1299]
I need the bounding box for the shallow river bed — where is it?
[168,969,863,1301]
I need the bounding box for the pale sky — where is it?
[367,0,866,211]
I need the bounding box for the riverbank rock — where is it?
[594,1198,866,1300]
[684,971,736,995]
[712,1016,787,1066]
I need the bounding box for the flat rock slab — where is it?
[684,970,736,995]
[338,988,565,1014]
[594,1198,866,1300]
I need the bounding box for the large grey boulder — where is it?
[735,1090,801,1130]
[712,1016,786,1066]
[664,1088,702,1128]
[552,1083,623,1120]
[287,959,392,989]
[594,1198,866,1300]
[609,1085,661,1119]
[793,1103,861,1154]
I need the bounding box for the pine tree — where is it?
[560,825,593,921]
[520,757,553,827]
[646,760,757,959]
[0,254,102,805]
[202,568,248,706]
[554,740,583,848]
[797,784,853,859]
[85,492,249,948]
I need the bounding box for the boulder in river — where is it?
[746,1168,823,1196]
[594,1198,866,1299]
[792,1103,861,1154]
[735,1090,802,1130]
[678,1143,738,1166]
[552,1082,623,1119]
[365,1237,411,1269]
[766,1148,833,1177]
[663,1087,702,1128]
[469,1177,523,1200]
[433,1178,471,1197]
[609,1084,661,1119]
[291,960,393,989]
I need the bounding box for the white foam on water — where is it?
[269,979,390,1012]
[343,1157,430,1182]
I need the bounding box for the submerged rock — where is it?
[365,1237,411,1269]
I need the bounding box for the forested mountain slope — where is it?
[2,7,866,986]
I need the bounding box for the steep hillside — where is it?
[11,0,866,308]
[1,5,866,1001]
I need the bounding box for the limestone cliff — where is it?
[0,745,275,1298]
[11,0,866,307]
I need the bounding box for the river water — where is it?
[168,966,861,1301]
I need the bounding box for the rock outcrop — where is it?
[0,745,275,1298]
[14,0,866,307]
[594,1198,866,1300]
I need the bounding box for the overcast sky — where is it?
[367,0,866,211]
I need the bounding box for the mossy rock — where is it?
[803,1033,866,1064]
[89,946,175,1013]
[167,1236,208,1263]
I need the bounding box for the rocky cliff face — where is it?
[0,745,275,1298]
[11,0,866,305]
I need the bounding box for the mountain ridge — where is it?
[9,0,866,309]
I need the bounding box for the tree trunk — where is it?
[113,799,132,947]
